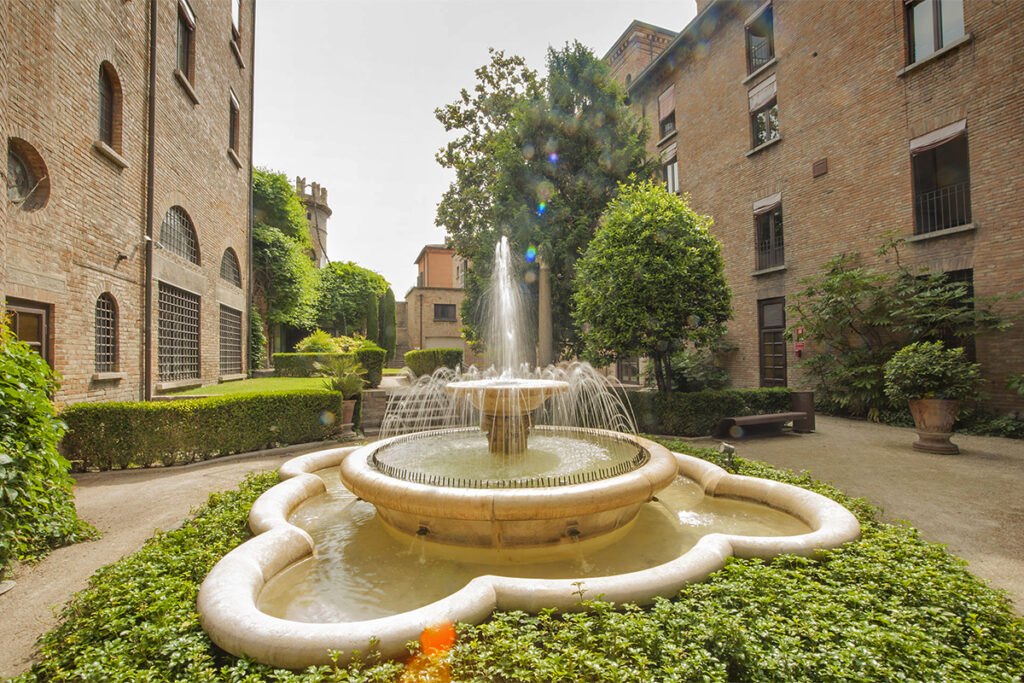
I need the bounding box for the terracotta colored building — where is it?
[1,0,255,404]
[607,0,1024,410]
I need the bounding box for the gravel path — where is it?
[2,417,1021,678]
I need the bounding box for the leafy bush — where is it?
[12,472,403,683]
[316,356,367,399]
[0,325,94,578]
[274,348,385,388]
[60,391,345,470]
[884,341,983,402]
[405,348,463,376]
[248,309,267,370]
[295,329,337,353]
[626,388,792,436]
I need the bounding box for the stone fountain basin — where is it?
[444,378,569,414]
[197,444,861,670]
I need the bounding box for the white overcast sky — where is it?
[253,0,697,297]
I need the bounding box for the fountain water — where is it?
[198,235,861,669]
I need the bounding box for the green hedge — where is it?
[60,390,346,471]
[272,348,385,387]
[625,388,793,436]
[405,348,463,376]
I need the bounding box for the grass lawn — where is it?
[167,377,328,396]
[382,367,406,375]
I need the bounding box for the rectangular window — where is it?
[228,91,240,153]
[177,1,196,81]
[219,305,243,375]
[758,298,787,387]
[745,2,775,73]
[658,85,676,138]
[6,298,50,365]
[751,99,779,147]
[911,128,970,234]
[231,0,241,39]
[662,157,678,194]
[157,282,200,381]
[907,0,965,63]
[755,202,784,270]
[434,303,457,322]
[616,356,640,385]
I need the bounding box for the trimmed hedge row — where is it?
[272,348,386,387]
[60,390,346,470]
[625,388,793,436]
[404,348,463,376]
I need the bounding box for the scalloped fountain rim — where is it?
[197,444,861,670]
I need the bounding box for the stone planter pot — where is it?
[341,398,356,428]
[907,398,960,454]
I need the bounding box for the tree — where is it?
[378,287,397,362]
[252,222,316,328]
[436,43,656,359]
[314,262,388,336]
[573,181,732,393]
[253,167,309,245]
[788,235,1013,420]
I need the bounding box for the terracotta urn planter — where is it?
[341,398,357,428]
[907,398,960,454]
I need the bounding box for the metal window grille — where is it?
[99,67,114,146]
[160,206,200,263]
[914,182,971,235]
[756,207,785,270]
[758,299,787,387]
[220,248,242,286]
[219,305,243,375]
[95,293,117,372]
[746,7,774,72]
[158,282,200,381]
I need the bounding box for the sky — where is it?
[253,0,697,297]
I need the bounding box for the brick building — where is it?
[607,0,1024,410]
[2,0,255,404]
[397,244,482,367]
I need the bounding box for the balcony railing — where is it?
[756,234,785,270]
[748,36,773,71]
[914,182,971,235]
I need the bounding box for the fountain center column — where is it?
[480,410,533,455]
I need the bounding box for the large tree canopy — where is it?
[314,261,389,337]
[573,181,732,393]
[436,42,655,360]
[253,167,309,245]
[252,222,317,328]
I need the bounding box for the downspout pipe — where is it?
[143,0,158,400]
[246,0,256,372]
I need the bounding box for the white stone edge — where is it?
[198,445,862,670]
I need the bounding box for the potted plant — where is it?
[316,356,367,429]
[883,341,982,454]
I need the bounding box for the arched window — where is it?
[160,205,200,264]
[220,248,242,286]
[98,62,123,152]
[95,293,118,372]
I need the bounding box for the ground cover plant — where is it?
[14,444,1024,682]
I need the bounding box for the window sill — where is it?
[906,222,976,243]
[433,319,458,323]
[746,135,781,156]
[219,373,247,383]
[656,129,677,147]
[229,38,245,69]
[174,69,200,105]
[92,140,129,170]
[897,34,973,78]
[155,378,203,392]
[742,57,778,85]
[227,148,242,168]
[92,371,126,382]
[752,264,786,276]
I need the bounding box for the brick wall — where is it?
[616,0,1024,412]
[2,0,254,405]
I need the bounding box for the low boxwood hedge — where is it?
[405,348,463,376]
[273,348,386,388]
[60,390,347,470]
[626,388,793,436]
[13,443,1024,682]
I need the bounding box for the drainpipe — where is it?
[143,0,158,401]
[418,293,423,349]
[246,0,256,372]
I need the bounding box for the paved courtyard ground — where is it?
[1,416,1021,678]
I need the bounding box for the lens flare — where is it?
[524,270,537,284]
[729,425,746,439]
[525,246,537,262]
[537,202,546,216]
[548,152,559,163]
[319,411,336,426]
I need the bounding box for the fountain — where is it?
[197,236,861,670]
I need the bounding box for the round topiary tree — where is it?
[573,181,732,393]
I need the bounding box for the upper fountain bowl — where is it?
[444,378,569,415]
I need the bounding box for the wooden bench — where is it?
[714,411,809,439]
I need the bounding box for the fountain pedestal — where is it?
[480,412,532,454]
[444,379,569,456]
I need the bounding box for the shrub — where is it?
[405,348,463,376]
[295,329,337,353]
[0,324,95,577]
[60,391,345,470]
[354,347,386,388]
[317,356,366,399]
[626,388,792,436]
[274,348,385,388]
[378,287,397,363]
[249,309,267,371]
[883,341,983,403]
